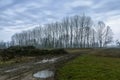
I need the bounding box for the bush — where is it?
[0,47,68,61]
[8,46,36,50]
[49,49,68,55]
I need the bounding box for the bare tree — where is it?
[10,15,113,48]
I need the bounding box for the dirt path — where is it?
[0,54,79,80]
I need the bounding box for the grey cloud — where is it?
[0,0,120,41]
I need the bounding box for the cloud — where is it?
[0,24,40,41]
[91,0,120,13]
[106,15,120,40]
[0,0,120,41]
[91,0,108,9]
[64,0,93,9]
[0,0,14,8]
[0,28,4,30]
[0,30,14,41]
[3,24,39,32]
[60,0,93,15]
[0,0,54,28]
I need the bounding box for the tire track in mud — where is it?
[0,54,79,80]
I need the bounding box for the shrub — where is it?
[49,49,68,55]
[0,47,68,61]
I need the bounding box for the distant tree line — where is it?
[0,15,113,49]
[0,41,11,49]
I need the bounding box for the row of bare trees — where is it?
[0,15,113,49]
[0,41,12,49]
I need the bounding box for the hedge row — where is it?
[0,46,68,61]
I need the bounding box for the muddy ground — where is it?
[0,53,80,80]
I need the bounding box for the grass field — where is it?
[56,54,120,80]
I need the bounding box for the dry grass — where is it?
[90,48,120,58]
[0,57,35,68]
[65,48,93,54]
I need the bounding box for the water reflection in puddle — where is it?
[33,70,54,78]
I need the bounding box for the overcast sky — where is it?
[0,0,120,41]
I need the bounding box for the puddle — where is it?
[33,70,54,78]
[35,57,61,64]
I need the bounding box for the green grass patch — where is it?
[56,55,120,80]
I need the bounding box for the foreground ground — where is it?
[56,54,120,80]
[1,48,120,80]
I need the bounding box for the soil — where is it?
[0,54,79,80]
